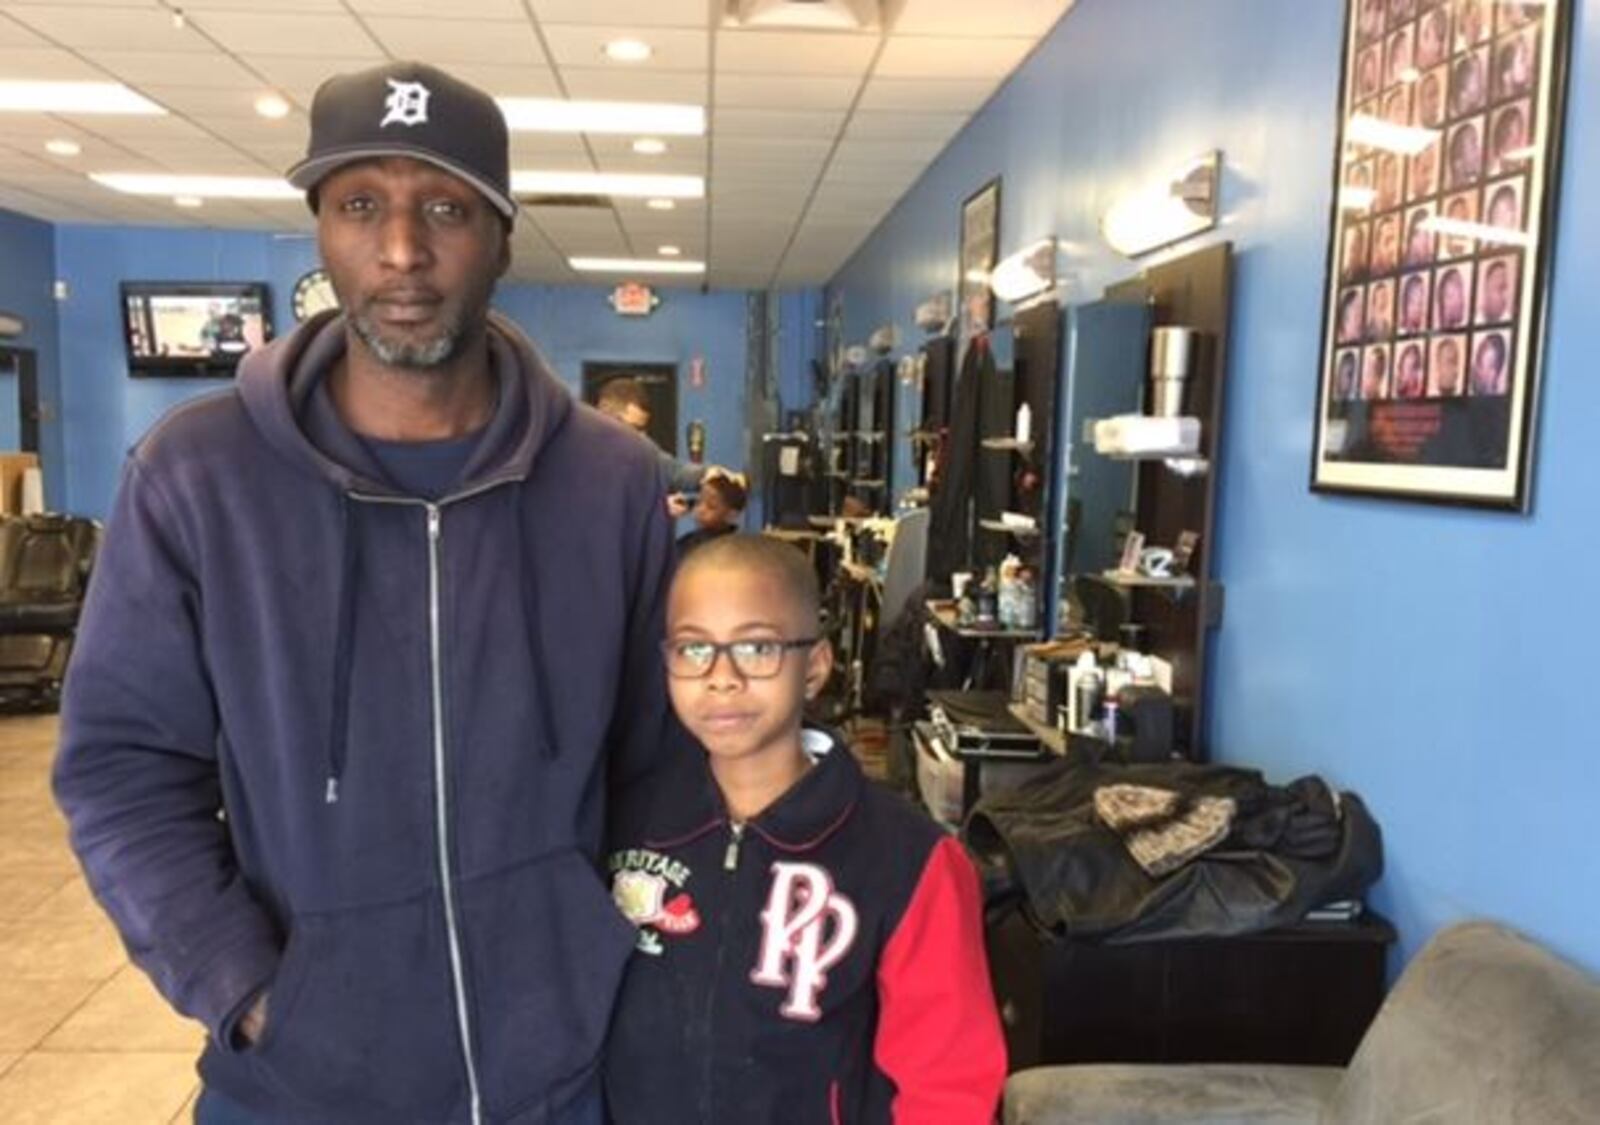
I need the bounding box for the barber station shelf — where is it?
[926,599,1041,641]
[1006,702,1068,757]
[851,479,887,489]
[1100,569,1197,591]
[978,518,1041,538]
[980,436,1035,454]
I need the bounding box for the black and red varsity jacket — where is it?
[603,730,1006,1124]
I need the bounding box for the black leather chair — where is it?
[0,513,100,709]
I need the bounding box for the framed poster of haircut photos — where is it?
[1312,0,1572,511]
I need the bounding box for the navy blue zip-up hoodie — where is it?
[53,310,676,1124]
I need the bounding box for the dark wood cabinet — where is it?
[988,910,1395,1070]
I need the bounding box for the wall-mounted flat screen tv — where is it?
[121,282,273,377]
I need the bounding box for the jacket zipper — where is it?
[702,821,745,1120]
[427,503,484,1125]
[347,481,523,1124]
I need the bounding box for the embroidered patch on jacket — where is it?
[611,849,700,955]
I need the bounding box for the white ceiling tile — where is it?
[181,0,346,9]
[2,6,213,52]
[82,50,262,89]
[713,136,832,163]
[832,137,945,165]
[195,12,382,58]
[588,133,706,162]
[0,15,49,48]
[557,66,707,104]
[240,56,386,102]
[855,77,996,113]
[348,0,524,18]
[0,46,108,80]
[135,84,300,118]
[892,0,1073,38]
[541,24,707,71]
[364,17,542,66]
[715,30,877,77]
[845,110,967,141]
[54,112,214,140]
[530,0,710,30]
[875,36,1034,79]
[711,108,843,138]
[509,133,592,167]
[714,75,859,110]
[443,62,561,97]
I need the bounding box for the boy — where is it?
[676,473,746,556]
[605,535,1006,1123]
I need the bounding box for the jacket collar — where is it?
[645,727,863,853]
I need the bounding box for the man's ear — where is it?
[496,226,512,278]
[803,639,834,702]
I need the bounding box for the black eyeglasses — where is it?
[663,638,819,680]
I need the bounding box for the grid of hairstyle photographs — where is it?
[1328,0,1543,408]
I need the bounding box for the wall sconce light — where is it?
[0,310,25,339]
[1101,151,1221,258]
[989,237,1058,304]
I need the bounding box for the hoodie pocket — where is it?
[250,894,464,1120]
[458,848,638,1118]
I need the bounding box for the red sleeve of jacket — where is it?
[874,835,1007,1123]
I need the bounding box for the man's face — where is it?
[1483,264,1511,318]
[1436,340,1462,393]
[1475,340,1503,389]
[1440,273,1466,323]
[1362,351,1387,398]
[317,156,509,371]
[621,403,651,432]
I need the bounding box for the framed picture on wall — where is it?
[1310,0,1573,511]
[958,177,1001,349]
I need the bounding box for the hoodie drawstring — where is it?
[511,484,562,762]
[325,494,360,803]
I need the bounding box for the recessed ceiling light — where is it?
[603,39,653,63]
[45,139,82,157]
[647,198,677,211]
[570,257,705,275]
[496,98,703,137]
[0,81,166,115]
[632,138,668,156]
[174,195,203,208]
[254,93,290,119]
[92,173,301,200]
[511,171,703,199]
[658,245,682,257]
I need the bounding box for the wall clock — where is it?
[291,269,338,322]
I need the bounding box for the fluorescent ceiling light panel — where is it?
[1345,114,1439,156]
[604,39,654,63]
[512,171,704,199]
[0,81,166,115]
[570,257,707,275]
[45,139,82,157]
[92,173,301,200]
[496,98,704,136]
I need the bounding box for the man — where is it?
[53,61,676,1124]
[594,375,707,495]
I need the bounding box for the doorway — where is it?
[583,361,679,455]
[0,347,40,454]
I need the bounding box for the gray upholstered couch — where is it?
[1004,921,1600,1124]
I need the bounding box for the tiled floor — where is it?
[0,715,203,1124]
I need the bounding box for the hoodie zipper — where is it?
[427,503,483,1125]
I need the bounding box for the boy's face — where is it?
[666,563,832,765]
[692,488,734,531]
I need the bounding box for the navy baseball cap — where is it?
[287,61,516,220]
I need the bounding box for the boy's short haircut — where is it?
[596,377,649,412]
[676,534,819,627]
[702,475,748,512]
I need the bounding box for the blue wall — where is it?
[52,224,760,520]
[0,207,63,505]
[829,0,1600,975]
